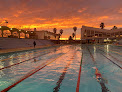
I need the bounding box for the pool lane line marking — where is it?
[100,82,111,92]
[96,46,122,55]
[76,53,83,92]
[97,48,122,63]
[0,45,64,62]
[86,46,111,92]
[86,46,95,63]
[1,51,68,92]
[0,49,44,62]
[99,53,122,69]
[0,46,68,70]
[0,51,52,71]
[53,50,77,92]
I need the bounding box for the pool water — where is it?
[0,44,121,92]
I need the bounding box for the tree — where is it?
[60,29,63,35]
[53,28,57,34]
[73,26,77,40]
[59,29,63,39]
[69,36,73,40]
[112,26,117,30]
[72,33,75,38]
[53,28,57,40]
[100,22,105,29]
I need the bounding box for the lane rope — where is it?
[76,53,83,92]
[1,51,67,92]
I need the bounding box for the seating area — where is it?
[0,38,54,49]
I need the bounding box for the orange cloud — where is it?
[118,8,122,13]
[98,16,109,20]
[78,8,87,13]
[14,14,19,17]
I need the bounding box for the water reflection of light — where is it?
[0,62,4,68]
[94,46,96,53]
[106,45,109,52]
[93,46,97,58]
[10,55,14,59]
[10,60,14,65]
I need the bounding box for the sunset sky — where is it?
[0,0,122,39]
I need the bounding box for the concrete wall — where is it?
[0,38,54,49]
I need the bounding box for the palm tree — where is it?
[100,22,105,29]
[72,33,75,38]
[59,29,63,39]
[69,36,73,40]
[53,28,57,40]
[60,29,63,35]
[112,26,117,30]
[73,26,77,40]
[53,28,57,34]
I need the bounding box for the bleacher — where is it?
[0,38,54,49]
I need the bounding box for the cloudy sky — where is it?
[0,0,122,39]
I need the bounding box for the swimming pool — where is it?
[0,44,121,92]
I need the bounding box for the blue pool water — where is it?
[0,44,122,92]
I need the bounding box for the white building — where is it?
[29,30,60,40]
[81,26,122,43]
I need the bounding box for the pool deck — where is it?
[0,44,56,55]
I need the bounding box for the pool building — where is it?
[81,26,122,43]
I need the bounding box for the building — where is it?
[81,26,122,43]
[29,30,60,40]
[0,26,30,38]
[0,26,60,40]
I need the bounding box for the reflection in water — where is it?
[106,45,109,52]
[94,46,96,53]
[0,45,121,92]
[34,58,37,62]
[54,47,57,52]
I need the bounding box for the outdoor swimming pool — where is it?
[0,44,121,92]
